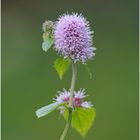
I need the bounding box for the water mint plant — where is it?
[36,13,96,140]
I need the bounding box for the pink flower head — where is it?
[81,101,93,108]
[74,89,87,99]
[55,88,70,103]
[54,13,96,63]
[54,88,93,110]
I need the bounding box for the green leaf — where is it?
[42,38,53,52]
[36,102,61,118]
[84,64,93,79]
[54,58,71,79]
[64,107,96,137]
[42,32,50,41]
[42,29,54,52]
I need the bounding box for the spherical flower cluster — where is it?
[54,88,93,111]
[54,13,96,63]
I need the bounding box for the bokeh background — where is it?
[2,0,139,140]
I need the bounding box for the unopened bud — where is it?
[42,20,54,32]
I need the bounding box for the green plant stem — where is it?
[59,110,72,140]
[69,62,77,107]
[59,62,77,140]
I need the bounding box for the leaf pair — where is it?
[54,59,93,80]
[36,102,96,137]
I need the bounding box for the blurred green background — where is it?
[2,0,138,140]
